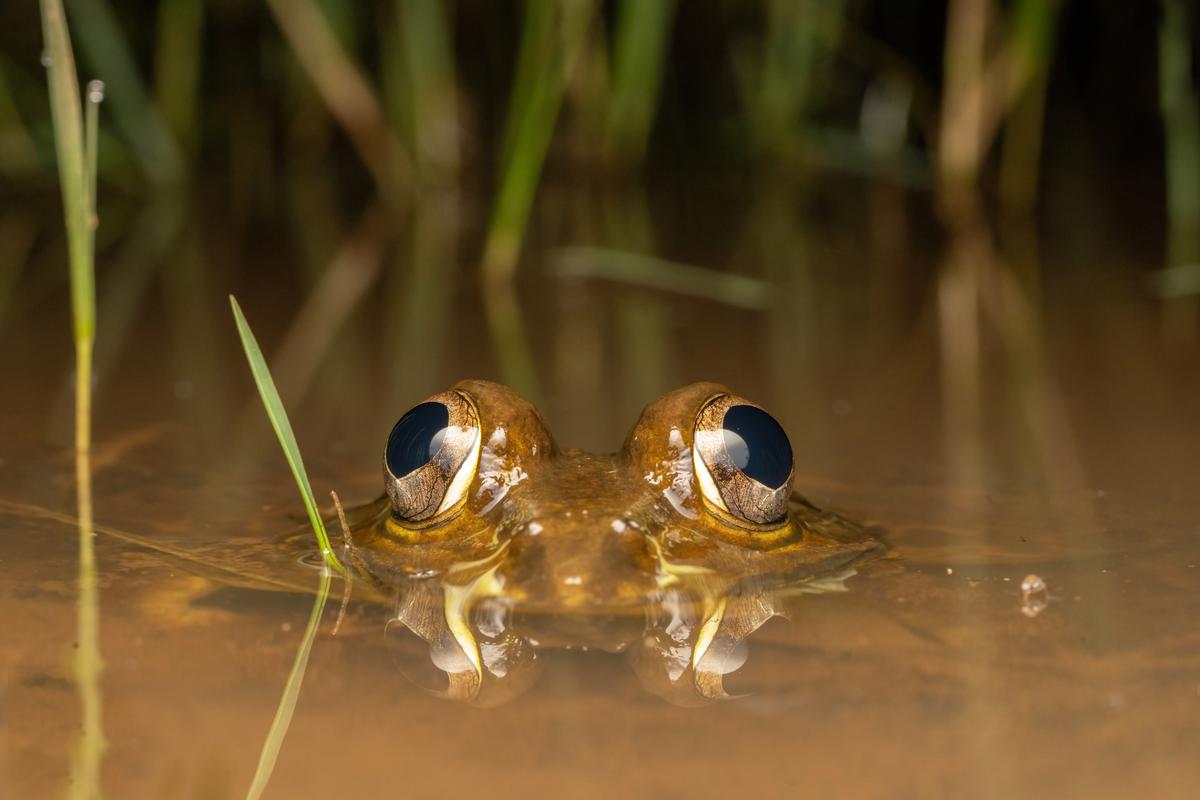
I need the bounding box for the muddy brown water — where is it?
[1,209,1198,798]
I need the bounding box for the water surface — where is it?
[1,194,1198,798]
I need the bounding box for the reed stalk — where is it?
[38,0,104,796]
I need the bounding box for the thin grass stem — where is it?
[0,497,324,594]
[329,490,354,636]
[70,343,102,800]
[229,295,347,575]
[245,566,332,800]
[39,1,104,796]
[39,0,92,344]
[84,79,102,257]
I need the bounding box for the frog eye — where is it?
[384,390,481,523]
[691,394,793,526]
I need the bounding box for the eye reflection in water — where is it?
[374,544,873,705]
[335,379,887,705]
[380,561,866,707]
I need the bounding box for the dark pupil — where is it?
[386,402,450,478]
[720,405,793,489]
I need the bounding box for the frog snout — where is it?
[500,514,655,611]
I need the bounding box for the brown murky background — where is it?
[3,184,1199,798]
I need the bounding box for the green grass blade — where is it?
[246,565,331,800]
[229,295,346,575]
[39,0,93,343]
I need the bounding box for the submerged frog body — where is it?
[339,380,884,704]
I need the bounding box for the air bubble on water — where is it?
[1020,573,1048,618]
[86,80,105,103]
[40,50,52,68]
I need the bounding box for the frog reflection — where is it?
[342,380,884,705]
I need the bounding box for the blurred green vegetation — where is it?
[0,2,1184,229]
[2,0,1197,400]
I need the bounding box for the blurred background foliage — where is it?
[0,2,1188,248]
[1,0,1197,417]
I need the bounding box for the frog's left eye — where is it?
[384,391,481,523]
[692,394,793,526]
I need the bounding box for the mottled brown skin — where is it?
[347,380,883,617]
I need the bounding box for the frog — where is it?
[336,379,885,705]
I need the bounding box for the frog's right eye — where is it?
[384,391,481,523]
[691,393,793,527]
